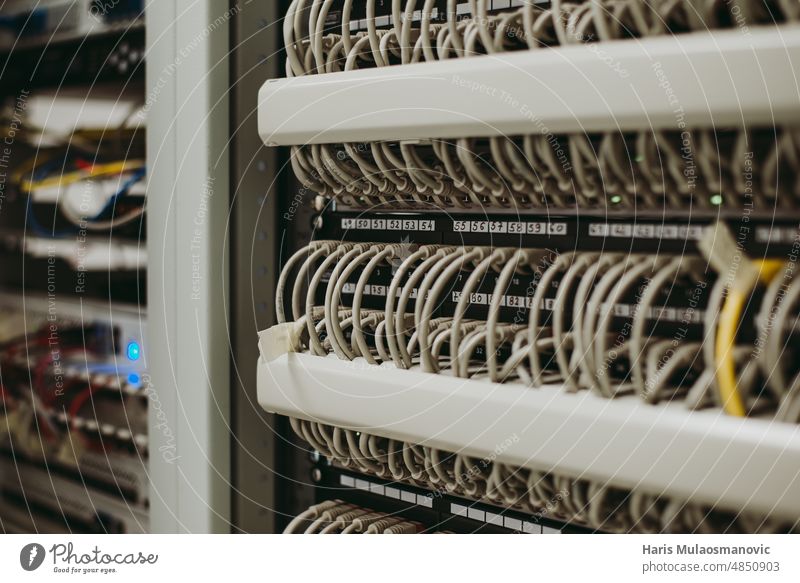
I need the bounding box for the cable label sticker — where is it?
[342,283,417,298]
[755,225,800,243]
[342,218,435,231]
[588,223,704,240]
[452,220,566,235]
[451,291,554,309]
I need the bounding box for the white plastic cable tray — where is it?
[259,26,800,146]
[257,324,800,519]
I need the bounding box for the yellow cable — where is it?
[19,160,145,192]
[11,152,60,183]
[715,259,784,416]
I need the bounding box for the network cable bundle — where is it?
[0,88,147,298]
[257,1,800,533]
[0,294,149,533]
[285,500,428,533]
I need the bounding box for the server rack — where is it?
[0,0,149,534]
[251,0,800,534]
[149,0,800,534]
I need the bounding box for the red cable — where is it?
[68,385,97,419]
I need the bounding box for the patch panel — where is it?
[0,456,148,533]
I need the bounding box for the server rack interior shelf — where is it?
[0,0,144,51]
[0,1,148,533]
[255,0,800,534]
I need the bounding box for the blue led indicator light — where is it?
[128,373,140,386]
[126,341,141,361]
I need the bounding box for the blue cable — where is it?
[24,153,77,237]
[90,166,146,221]
[26,194,75,237]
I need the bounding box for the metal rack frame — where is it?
[145,0,231,533]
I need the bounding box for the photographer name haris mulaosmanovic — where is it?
[49,543,158,566]
[643,544,772,556]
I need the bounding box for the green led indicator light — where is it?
[610,195,622,204]
[710,194,723,205]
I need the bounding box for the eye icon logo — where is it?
[20,543,46,571]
